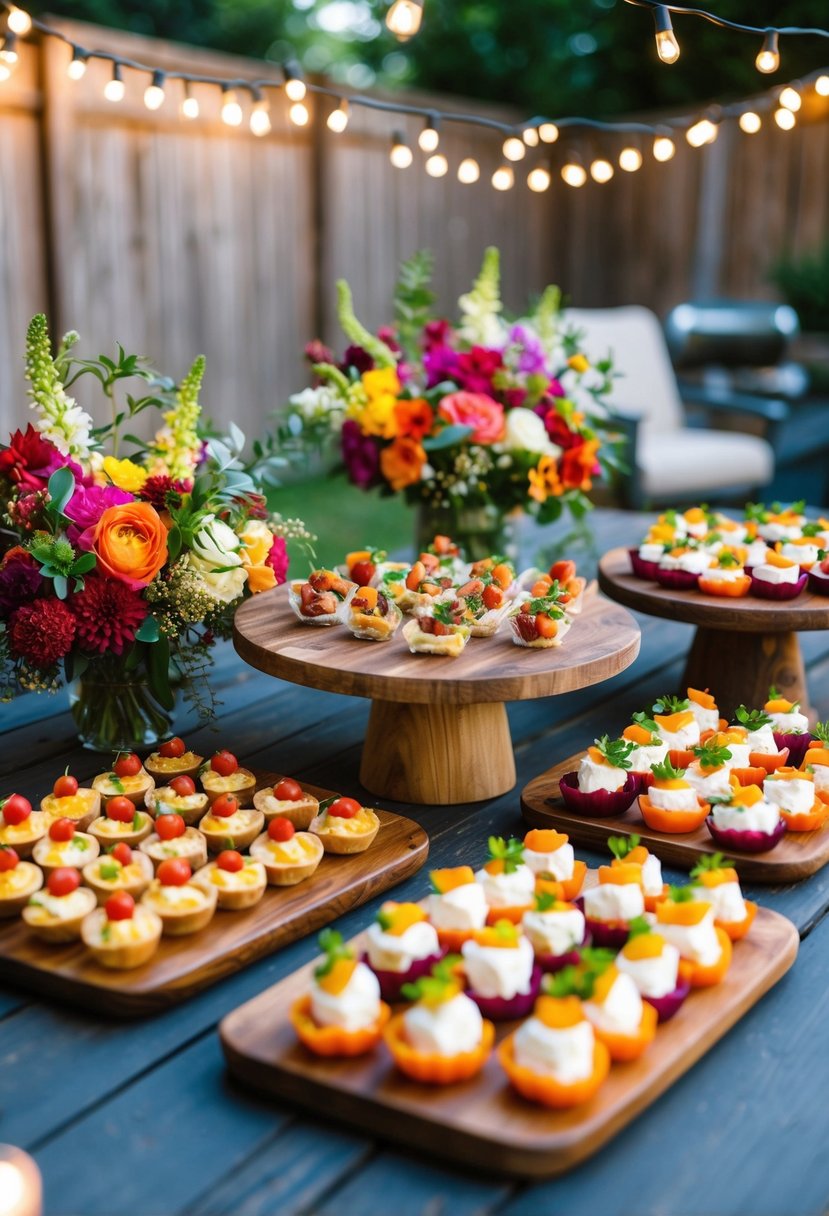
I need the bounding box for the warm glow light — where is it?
[502,136,526,162]
[250,100,271,136]
[103,66,125,103]
[327,101,349,132]
[779,86,801,111]
[425,153,448,177]
[523,126,539,147]
[67,49,87,80]
[457,157,480,183]
[385,0,424,41]
[0,64,11,83]
[289,101,310,126]
[492,164,514,191]
[816,75,829,96]
[653,5,680,63]
[774,106,796,130]
[590,158,614,183]
[418,121,439,153]
[221,89,243,126]
[539,123,559,143]
[181,92,199,120]
[7,6,32,35]
[0,35,18,65]
[619,146,643,171]
[390,132,413,168]
[527,165,551,192]
[756,31,780,74]
[0,1162,26,1211]
[686,118,717,147]
[739,111,762,134]
[561,162,586,188]
[653,135,675,161]
[144,73,165,111]
[284,70,306,102]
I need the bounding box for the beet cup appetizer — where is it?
[764,691,812,766]
[522,890,588,973]
[461,920,541,1020]
[750,552,808,600]
[581,861,645,948]
[689,853,756,941]
[616,918,689,1022]
[706,783,785,853]
[362,901,443,1002]
[559,736,638,818]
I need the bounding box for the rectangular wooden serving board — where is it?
[0,771,428,1016]
[521,752,829,883]
[220,905,798,1180]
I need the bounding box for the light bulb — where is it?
[619,146,643,172]
[425,153,448,177]
[502,136,526,162]
[289,101,309,126]
[779,86,801,112]
[0,33,18,65]
[816,75,829,96]
[181,85,199,119]
[103,65,125,102]
[284,67,306,102]
[0,63,11,83]
[457,157,480,184]
[250,100,271,136]
[390,132,413,168]
[7,6,32,35]
[686,118,716,147]
[774,106,796,130]
[221,89,243,126]
[561,162,586,188]
[143,71,165,111]
[590,158,614,183]
[327,101,349,132]
[539,122,559,143]
[756,30,780,74]
[418,120,439,153]
[522,126,539,147]
[67,49,87,80]
[385,0,424,41]
[653,134,675,161]
[653,5,680,64]
[739,111,761,134]
[492,164,514,191]
[527,165,551,192]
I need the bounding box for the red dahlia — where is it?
[140,475,191,511]
[10,598,76,667]
[70,576,148,655]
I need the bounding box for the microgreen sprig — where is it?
[487,835,525,874]
[593,735,635,771]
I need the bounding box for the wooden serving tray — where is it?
[0,771,428,1016]
[220,906,798,1179]
[521,753,829,882]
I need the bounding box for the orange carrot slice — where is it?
[781,802,829,832]
[698,575,751,598]
[590,999,658,1062]
[384,1012,494,1083]
[290,995,390,1057]
[716,900,757,942]
[499,1036,610,1108]
[639,794,709,834]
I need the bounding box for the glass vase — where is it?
[69,655,174,753]
[415,500,518,563]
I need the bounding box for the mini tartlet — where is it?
[32,818,100,877]
[191,849,268,910]
[82,843,154,905]
[88,796,154,848]
[362,901,442,1002]
[475,836,536,923]
[139,813,209,872]
[39,783,101,832]
[309,796,380,855]
[22,866,97,942]
[750,550,808,600]
[581,861,645,948]
[292,929,390,1057]
[607,834,666,912]
[522,891,587,973]
[402,611,470,657]
[92,754,155,808]
[638,759,709,834]
[763,692,812,766]
[559,737,638,818]
[462,919,541,1020]
[706,782,785,853]
[0,847,43,917]
[510,593,571,649]
[141,858,218,935]
[764,766,827,832]
[289,569,354,625]
[143,737,204,783]
[427,865,489,950]
[200,751,257,807]
[252,777,319,829]
[621,716,668,789]
[344,584,402,641]
[145,780,209,826]
[0,795,48,858]
[81,891,163,969]
[581,951,658,1062]
[522,829,586,901]
[655,890,732,987]
[499,990,609,1109]
[249,817,324,885]
[198,794,264,853]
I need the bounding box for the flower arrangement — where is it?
[282,248,621,554]
[0,315,308,747]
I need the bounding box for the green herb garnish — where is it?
[534,890,561,913]
[666,884,696,902]
[717,550,741,569]
[653,695,691,715]
[487,836,525,874]
[813,720,829,745]
[608,834,641,861]
[593,735,635,770]
[631,711,659,736]
[626,915,652,938]
[542,946,616,1000]
[131,811,142,832]
[99,861,119,881]
[314,928,354,980]
[650,758,686,781]
[734,705,772,731]
[401,954,463,1003]
[690,853,728,879]
[692,740,732,770]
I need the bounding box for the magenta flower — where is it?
[456,346,504,394]
[508,325,548,376]
[266,535,289,585]
[64,483,133,546]
[0,552,43,616]
[342,420,381,489]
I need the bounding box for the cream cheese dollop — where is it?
[577,754,628,794]
[657,906,722,965]
[523,840,574,879]
[364,920,440,973]
[521,906,584,957]
[310,961,381,1032]
[616,942,680,998]
[403,992,483,1056]
[583,882,644,923]
[710,798,780,834]
[427,883,488,932]
[584,972,643,1035]
[763,774,815,816]
[512,1016,595,1083]
[474,864,535,909]
[461,935,535,999]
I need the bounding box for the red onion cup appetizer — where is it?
[559,771,639,818]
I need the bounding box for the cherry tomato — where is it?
[47,866,81,897]
[114,752,142,778]
[268,817,295,842]
[549,560,577,585]
[53,773,79,798]
[49,818,76,843]
[0,847,19,872]
[107,796,137,824]
[327,797,361,819]
[155,813,186,841]
[169,775,196,797]
[350,560,376,586]
[105,891,135,921]
[217,849,245,873]
[535,614,558,639]
[157,858,192,886]
[211,794,239,819]
[1,794,32,825]
[482,584,503,611]
[211,750,239,777]
[111,842,133,866]
[274,778,303,802]
[159,737,186,759]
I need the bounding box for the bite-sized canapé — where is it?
[253,776,320,829]
[427,866,488,950]
[750,550,807,600]
[522,890,586,972]
[143,737,203,783]
[191,849,268,910]
[763,767,827,832]
[82,841,154,905]
[763,690,811,766]
[139,810,208,872]
[582,860,644,947]
[606,834,666,911]
[0,793,47,858]
[363,900,442,1001]
[291,929,390,1057]
[88,795,154,848]
[81,891,163,970]
[655,887,732,987]
[706,782,785,853]
[621,716,668,788]
[509,593,571,649]
[343,584,402,642]
[40,771,100,831]
[32,817,99,877]
[141,858,217,935]
[249,816,325,885]
[522,829,586,901]
[200,750,257,807]
[559,736,638,817]
[91,752,155,808]
[688,853,756,940]
[288,568,354,624]
[578,947,658,1061]
[309,795,380,854]
[0,846,43,917]
[461,919,541,1019]
[402,601,470,657]
[474,836,535,923]
[639,759,709,834]
[22,866,96,942]
[615,916,688,1021]
[145,775,209,826]
[198,793,264,853]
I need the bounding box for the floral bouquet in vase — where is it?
[0,315,307,750]
[282,247,621,558]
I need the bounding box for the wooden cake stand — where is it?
[233,587,640,806]
[598,547,829,718]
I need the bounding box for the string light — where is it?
[6,4,30,34]
[289,100,310,126]
[779,85,801,111]
[0,31,17,65]
[103,63,125,102]
[817,75,829,95]
[221,87,243,126]
[653,5,680,63]
[390,130,413,168]
[619,145,643,171]
[502,136,526,161]
[590,158,614,182]
[561,159,587,187]
[143,69,166,111]
[327,100,349,132]
[0,61,10,82]
[539,123,559,143]
[67,46,87,80]
[739,111,762,133]
[418,116,440,152]
[686,117,717,146]
[425,152,448,176]
[522,126,540,147]
[774,106,796,130]
[180,82,199,119]
[250,94,271,136]
[527,164,551,191]
[492,164,514,191]
[755,30,780,74]
[653,134,675,160]
[457,156,480,183]
[283,64,306,102]
[385,0,424,42]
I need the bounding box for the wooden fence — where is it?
[1,17,828,440]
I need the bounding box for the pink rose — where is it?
[437,391,505,446]
[265,535,289,585]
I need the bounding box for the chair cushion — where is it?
[638,429,774,497]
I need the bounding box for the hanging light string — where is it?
[624,0,829,40]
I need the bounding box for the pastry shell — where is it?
[198,807,264,853]
[191,859,268,909]
[81,905,163,969]
[32,831,100,877]
[88,811,154,849]
[22,886,98,943]
[144,751,204,783]
[91,769,156,809]
[252,788,319,830]
[139,828,209,872]
[0,812,49,858]
[142,880,218,935]
[200,767,257,808]
[249,830,324,885]
[309,809,380,855]
[145,787,209,826]
[0,862,43,917]
[39,788,101,831]
[402,618,469,657]
[82,851,155,905]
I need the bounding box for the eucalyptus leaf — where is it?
[135,616,161,644]
[46,467,75,517]
[422,424,475,452]
[52,573,68,600]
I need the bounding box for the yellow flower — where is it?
[528,455,562,504]
[363,367,400,400]
[567,353,590,374]
[239,519,277,594]
[102,456,148,493]
[355,367,401,440]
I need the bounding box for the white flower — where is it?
[503,407,562,457]
[186,553,248,604]
[32,388,94,460]
[191,514,244,569]
[290,385,345,429]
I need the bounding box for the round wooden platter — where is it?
[598,546,829,719]
[521,750,829,883]
[220,900,798,1180]
[233,586,641,805]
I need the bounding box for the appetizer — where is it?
[198,793,264,853]
[685,740,735,803]
[341,547,385,587]
[0,846,43,917]
[474,836,535,923]
[689,854,756,940]
[652,696,701,757]
[191,849,268,910]
[461,919,540,1019]
[621,715,668,789]
[253,776,320,829]
[808,551,829,595]
[88,795,154,848]
[655,887,732,987]
[427,865,488,950]
[343,585,402,641]
[402,603,470,657]
[763,767,827,832]
[559,736,638,817]
[686,687,723,734]
[750,550,807,600]
[139,811,208,872]
[615,917,688,1021]
[249,816,324,885]
[288,568,354,625]
[764,690,812,766]
[39,771,100,831]
[0,793,47,858]
[522,891,587,972]
[803,725,829,800]
[499,985,609,1108]
[143,736,203,783]
[697,550,750,598]
[510,593,571,649]
[141,857,218,936]
[655,544,713,590]
[309,795,380,855]
[522,829,586,901]
[200,750,257,807]
[32,817,99,877]
[436,577,511,639]
[363,900,442,1001]
[580,948,658,1061]
[81,891,163,970]
[638,759,709,834]
[82,841,154,905]
[291,929,389,1057]
[607,835,666,911]
[582,859,645,947]
[145,775,209,826]
[91,752,155,808]
[22,866,96,943]
[706,782,785,853]
[733,704,785,762]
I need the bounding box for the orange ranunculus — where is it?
[395,398,434,441]
[528,455,562,504]
[92,501,168,589]
[437,391,505,445]
[561,439,600,492]
[380,437,427,492]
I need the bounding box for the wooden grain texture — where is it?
[233,585,641,706]
[220,907,797,1181]
[682,624,811,720]
[0,770,428,1016]
[521,750,829,883]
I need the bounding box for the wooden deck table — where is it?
[2,508,829,1216]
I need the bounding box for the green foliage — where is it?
[394,250,435,363]
[314,928,354,979]
[690,852,727,879]
[692,740,732,770]
[653,695,690,714]
[771,243,829,334]
[607,833,640,861]
[487,835,525,874]
[734,704,773,731]
[592,734,634,770]
[650,757,687,782]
